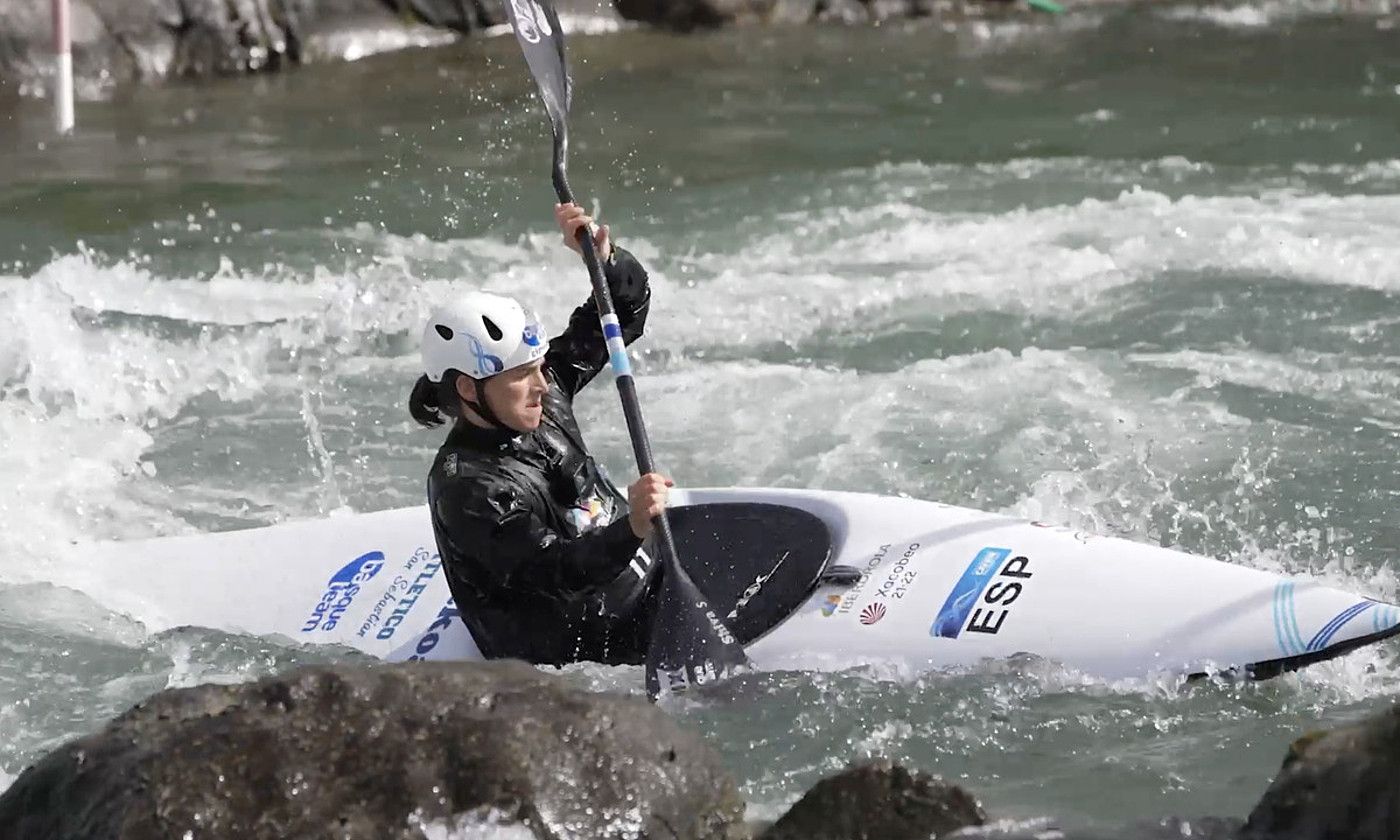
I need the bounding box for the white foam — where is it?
[480,14,633,39]
[1294,159,1400,185]
[1155,0,1397,27]
[0,584,148,646]
[0,243,450,567]
[407,806,601,839]
[623,188,1400,366]
[317,25,460,64]
[1128,349,1400,424]
[0,262,289,569]
[312,179,1400,371]
[1157,3,1273,27]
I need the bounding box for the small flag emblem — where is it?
[860,603,886,625]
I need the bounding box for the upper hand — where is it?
[555,203,612,259]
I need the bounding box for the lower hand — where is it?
[555,202,611,259]
[627,472,673,540]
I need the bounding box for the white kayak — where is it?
[45,487,1400,680]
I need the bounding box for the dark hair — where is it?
[409,370,465,428]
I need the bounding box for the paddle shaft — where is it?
[552,164,683,561]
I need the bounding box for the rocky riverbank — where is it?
[0,0,1113,101]
[0,660,1396,839]
[0,0,479,100]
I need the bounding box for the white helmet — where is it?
[421,292,548,382]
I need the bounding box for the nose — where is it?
[529,366,548,393]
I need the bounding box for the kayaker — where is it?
[407,203,669,666]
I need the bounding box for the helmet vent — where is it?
[481,316,504,341]
[434,324,454,341]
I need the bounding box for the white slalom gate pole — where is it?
[52,0,74,134]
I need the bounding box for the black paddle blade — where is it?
[646,559,749,699]
[502,0,571,143]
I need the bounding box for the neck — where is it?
[460,402,495,429]
[460,396,527,435]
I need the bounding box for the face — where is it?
[460,360,548,432]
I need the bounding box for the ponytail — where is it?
[408,371,464,428]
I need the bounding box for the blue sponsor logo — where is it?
[930,547,1010,639]
[376,556,444,640]
[302,551,385,633]
[407,601,459,661]
[522,322,543,347]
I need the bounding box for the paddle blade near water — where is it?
[646,551,749,699]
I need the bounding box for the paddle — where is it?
[501,0,750,698]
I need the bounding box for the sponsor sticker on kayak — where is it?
[302,551,386,633]
[930,548,1035,639]
[825,542,925,621]
[367,548,444,641]
[407,601,459,661]
[873,543,921,601]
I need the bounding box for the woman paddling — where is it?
[408,203,670,665]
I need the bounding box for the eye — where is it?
[481,316,504,341]
[434,325,453,340]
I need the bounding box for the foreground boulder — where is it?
[0,660,745,840]
[760,759,985,839]
[1241,705,1400,840]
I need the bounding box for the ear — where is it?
[454,376,477,403]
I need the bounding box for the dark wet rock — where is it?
[760,758,986,840]
[1240,706,1400,840]
[614,0,774,29]
[391,0,506,31]
[0,660,745,840]
[0,0,451,98]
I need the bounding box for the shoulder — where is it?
[429,448,531,525]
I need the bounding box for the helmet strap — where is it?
[462,377,509,431]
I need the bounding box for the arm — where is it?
[546,246,651,397]
[433,480,642,596]
[546,204,652,397]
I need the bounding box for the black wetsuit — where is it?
[427,248,658,666]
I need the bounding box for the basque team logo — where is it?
[860,603,887,625]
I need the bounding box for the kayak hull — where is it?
[47,487,1400,680]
